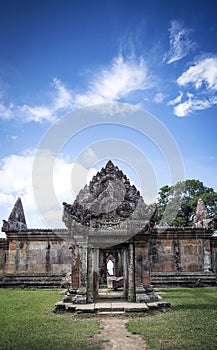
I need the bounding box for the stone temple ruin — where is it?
[60,160,158,304]
[0,161,217,307]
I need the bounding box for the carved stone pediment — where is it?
[62,161,157,232]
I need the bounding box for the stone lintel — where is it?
[5,229,71,242]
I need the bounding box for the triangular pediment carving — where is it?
[63,161,157,231]
[2,197,27,232]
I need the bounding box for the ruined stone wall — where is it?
[134,235,151,286]
[150,228,213,273]
[4,230,72,275]
[0,227,216,285]
[0,239,8,275]
[211,236,217,273]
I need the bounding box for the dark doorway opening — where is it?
[98,246,127,301]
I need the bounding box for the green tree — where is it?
[157,179,217,227]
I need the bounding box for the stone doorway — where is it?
[98,245,129,301]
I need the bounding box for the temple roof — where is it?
[2,197,27,232]
[62,160,157,230]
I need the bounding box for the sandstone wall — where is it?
[3,230,72,275]
[0,227,216,285]
[0,239,8,275]
[150,228,213,273]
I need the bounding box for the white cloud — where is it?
[172,93,217,117]
[73,55,151,107]
[164,20,195,64]
[168,92,183,106]
[0,55,152,123]
[153,92,166,104]
[0,102,15,120]
[170,56,217,116]
[0,151,97,229]
[0,78,73,123]
[177,56,217,91]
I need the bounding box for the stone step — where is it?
[150,272,217,287]
[55,300,170,314]
[0,273,65,288]
[98,311,125,315]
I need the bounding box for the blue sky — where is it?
[0,0,217,232]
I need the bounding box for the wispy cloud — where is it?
[153,92,166,104]
[0,78,73,123]
[172,93,217,117]
[20,78,73,123]
[177,56,217,90]
[164,20,195,64]
[168,92,183,106]
[0,102,15,120]
[169,56,217,116]
[73,55,151,107]
[0,55,152,123]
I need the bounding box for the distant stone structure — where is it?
[0,161,216,294]
[193,198,213,229]
[2,197,27,232]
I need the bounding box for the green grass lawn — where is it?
[127,287,217,350]
[0,289,99,350]
[0,288,216,350]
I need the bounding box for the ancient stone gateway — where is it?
[1,161,216,295]
[62,160,157,303]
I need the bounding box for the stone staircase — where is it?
[150,272,217,287]
[55,299,171,314]
[97,288,125,302]
[0,273,65,288]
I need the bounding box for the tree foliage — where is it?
[157,179,217,227]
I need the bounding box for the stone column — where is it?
[87,247,99,303]
[87,246,93,303]
[141,236,151,286]
[71,243,80,289]
[123,246,128,300]
[93,248,99,301]
[203,239,212,272]
[79,243,88,289]
[128,241,135,302]
[15,241,20,273]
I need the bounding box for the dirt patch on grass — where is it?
[94,317,150,350]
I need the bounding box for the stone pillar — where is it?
[15,241,20,273]
[211,239,217,274]
[87,247,99,303]
[173,232,181,272]
[79,243,88,289]
[135,238,151,287]
[71,244,80,289]
[123,246,128,300]
[142,236,151,286]
[203,239,212,272]
[93,248,99,301]
[99,250,106,285]
[87,247,93,303]
[128,241,135,302]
